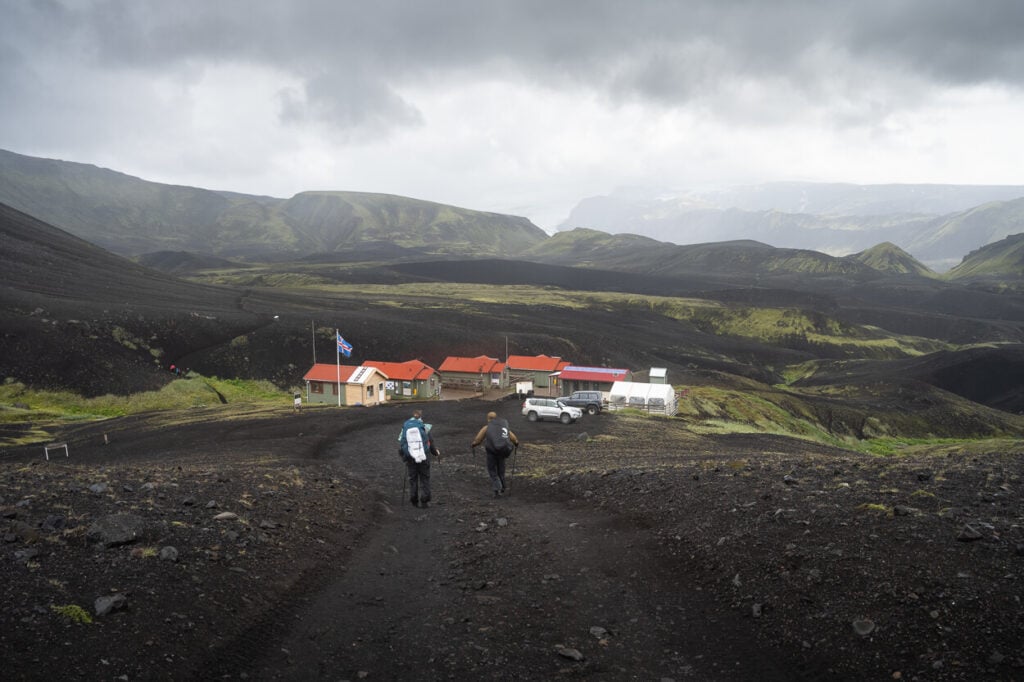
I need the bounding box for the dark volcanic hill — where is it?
[135,251,247,275]
[792,345,1024,415]
[0,149,547,259]
[0,202,264,395]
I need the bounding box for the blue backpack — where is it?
[401,419,429,463]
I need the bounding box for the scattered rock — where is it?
[496,517,509,527]
[13,547,40,563]
[589,626,608,639]
[783,475,799,485]
[95,593,128,617]
[41,515,66,532]
[87,514,147,547]
[88,483,108,494]
[852,619,875,636]
[213,512,238,521]
[957,525,983,542]
[205,500,219,509]
[182,497,196,507]
[752,603,763,618]
[158,546,179,562]
[10,521,41,543]
[556,646,584,661]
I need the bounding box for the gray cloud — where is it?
[2,0,1022,226]
[5,1,1021,134]
[11,1,1024,100]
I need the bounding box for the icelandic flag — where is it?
[337,333,353,358]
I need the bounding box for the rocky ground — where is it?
[2,398,1024,681]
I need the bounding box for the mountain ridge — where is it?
[0,149,547,259]
[559,186,1024,271]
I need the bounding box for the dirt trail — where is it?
[205,405,797,680]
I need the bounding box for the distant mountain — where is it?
[559,183,1024,271]
[523,227,875,282]
[0,149,547,259]
[847,242,935,277]
[946,233,1024,283]
[908,199,1024,270]
[687,182,1024,216]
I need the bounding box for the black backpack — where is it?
[485,418,514,457]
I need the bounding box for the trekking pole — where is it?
[508,444,518,496]
[434,453,450,504]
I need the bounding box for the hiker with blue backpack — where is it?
[399,409,441,507]
[471,411,519,498]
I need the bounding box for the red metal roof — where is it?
[506,354,567,371]
[364,359,438,381]
[303,363,359,382]
[439,355,502,374]
[558,366,630,382]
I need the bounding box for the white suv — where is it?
[521,397,584,424]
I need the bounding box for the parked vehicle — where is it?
[557,390,605,415]
[521,397,583,424]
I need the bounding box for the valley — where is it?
[2,157,1024,680]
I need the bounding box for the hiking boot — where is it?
[494,490,501,498]
[410,499,419,507]
[421,501,429,508]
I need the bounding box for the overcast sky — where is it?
[2,1,1023,229]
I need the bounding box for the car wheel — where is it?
[560,412,572,424]
[527,411,538,422]
[587,404,599,415]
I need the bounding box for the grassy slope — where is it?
[946,233,1024,279]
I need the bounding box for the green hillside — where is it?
[528,228,874,279]
[0,149,547,259]
[281,191,544,255]
[848,242,935,277]
[946,233,1024,282]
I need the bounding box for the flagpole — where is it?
[309,321,316,403]
[336,328,342,407]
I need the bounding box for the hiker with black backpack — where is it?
[399,409,441,507]
[471,411,519,498]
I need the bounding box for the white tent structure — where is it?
[607,381,678,416]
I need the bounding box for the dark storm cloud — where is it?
[5,0,1022,125]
